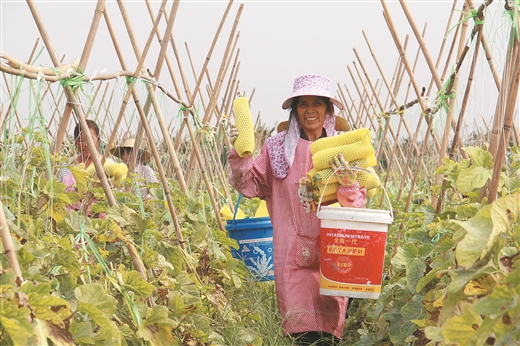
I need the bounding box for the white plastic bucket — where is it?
[317,206,393,299]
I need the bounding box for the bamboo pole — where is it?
[361,30,419,179]
[403,23,427,109]
[186,6,242,184]
[353,48,409,172]
[183,114,225,230]
[145,0,184,102]
[435,3,465,159]
[220,49,241,123]
[188,0,234,109]
[381,1,444,202]
[110,1,188,251]
[353,60,410,176]
[404,116,434,211]
[108,0,164,162]
[391,35,409,101]
[51,0,106,153]
[399,0,443,90]
[487,31,519,203]
[347,65,374,129]
[424,0,463,212]
[152,2,234,227]
[465,0,519,146]
[449,15,484,159]
[160,13,235,215]
[0,201,23,280]
[173,41,207,151]
[1,39,50,144]
[141,0,192,198]
[344,84,362,128]
[224,64,241,117]
[337,84,357,128]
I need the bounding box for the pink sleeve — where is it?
[336,182,366,208]
[228,147,272,200]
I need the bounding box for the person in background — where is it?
[59,119,116,214]
[227,74,366,345]
[110,138,158,199]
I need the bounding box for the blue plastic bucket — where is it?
[226,197,274,281]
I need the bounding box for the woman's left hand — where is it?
[330,153,357,186]
[229,124,239,146]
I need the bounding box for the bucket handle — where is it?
[233,194,243,221]
[316,166,394,221]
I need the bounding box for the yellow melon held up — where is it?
[233,96,255,157]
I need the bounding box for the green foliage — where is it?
[0,135,266,345]
[349,145,520,345]
[2,134,520,345]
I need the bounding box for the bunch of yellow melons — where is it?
[76,161,128,187]
[307,128,380,204]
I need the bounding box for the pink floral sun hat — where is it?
[281,74,344,110]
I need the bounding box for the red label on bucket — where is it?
[320,227,387,286]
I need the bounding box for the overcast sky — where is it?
[1,1,508,133]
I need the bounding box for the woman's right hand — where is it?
[229,124,239,146]
[330,153,357,186]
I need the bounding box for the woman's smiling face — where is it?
[296,95,328,141]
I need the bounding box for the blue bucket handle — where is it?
[233,194,243,221]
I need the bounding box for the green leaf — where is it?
[406,258,426,293]
[122,270,155,298]
[416,269,439,292]
[455,202,481,219]
[425,326,444,342]
[168,246,185,276]
[411,318,436,328]
[21,281,52,295]
[63,210,93,234]
[442,303,482,343]
[0,272,18,290]
[452,204,492,268]
[0,300,33,345]
[18,245,37,266]
[76,301,111,327]
[136,306,178,345]
[69,165,89,195]
[488,192,520,254]
[208,332,226,346]
[472,315,500,346]
[29,294,71,324]
[106,204,138,227]
[401,294,424,320]
[455,166,492,193]
[473,285,516,318]
[462,146,493,168]
[391,243,418,269]
[214,229,239,249]
[53,248,81,277]
[69,319,94,344]
[74,283,117,317]
[168,292,186,320]
[417,243,434,259]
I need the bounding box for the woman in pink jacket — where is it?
[228,74,366,345]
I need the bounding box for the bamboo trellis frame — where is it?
[1,0,519,280]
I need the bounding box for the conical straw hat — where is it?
[110,138,151,162]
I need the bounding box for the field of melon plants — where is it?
[1,0,519,345]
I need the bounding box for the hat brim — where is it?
[110,146,151,163]
[282,95,344,110]
[277,115,350,133]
